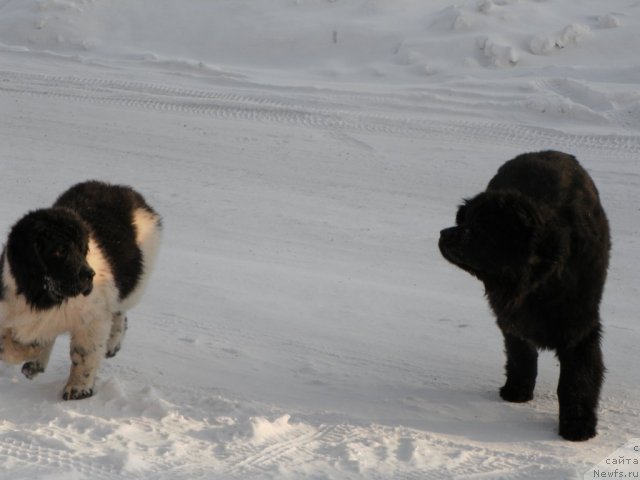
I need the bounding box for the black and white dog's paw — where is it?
[62,385,94,401]
[105,344,121,359]
[21,361,45,380]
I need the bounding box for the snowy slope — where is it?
[0,1,639,479]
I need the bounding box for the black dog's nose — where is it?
[439,226,459,242]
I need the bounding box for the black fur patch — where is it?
[6,208,92,310]
[53,181,159,300]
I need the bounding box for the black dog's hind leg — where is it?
[500,332,538,403]
[556,328,604,441]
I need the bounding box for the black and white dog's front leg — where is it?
[63,316,111,401]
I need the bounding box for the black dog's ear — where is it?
[532,226,570,273]
[455,201,469,225]
[516,202,543,237]
[493,192,543,239]
[524,213,570,294]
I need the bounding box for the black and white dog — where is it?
[0,181,162,400]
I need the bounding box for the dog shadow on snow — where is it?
[393,383,561,443]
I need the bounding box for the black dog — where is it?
[439,151,610,441]
[0,181,162,400]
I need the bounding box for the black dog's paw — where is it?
[499,383,534,403]
[105,344,121,358]
[559,416,597,441]
[62,387,94,401]
[21,361,45,380]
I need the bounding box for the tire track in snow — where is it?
[215,417,576,479]
[1,70,639,156]
[0,383,586,480]
[0,435,118,479]
[536,78,640,131]
[0,411,218,480]
[223,423,332,477]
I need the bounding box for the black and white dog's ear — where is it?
[6,215,46,300]
[8,218,39,268]
[34,233,57,260]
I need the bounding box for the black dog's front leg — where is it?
[500,332,538,403]
[556,328,604,441]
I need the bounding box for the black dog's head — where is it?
[6,208,95,310]
[439,191,548,284]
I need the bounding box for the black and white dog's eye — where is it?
[52,247,66,258]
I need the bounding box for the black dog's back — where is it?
[487,151,598,208]
[489,151,610,287]
[54,181,160,300]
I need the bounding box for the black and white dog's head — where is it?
[6,208,95,310]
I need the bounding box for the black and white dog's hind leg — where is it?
[106,312,128,359]
[22,340,56,380]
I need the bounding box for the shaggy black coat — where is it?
[439,150,610,441]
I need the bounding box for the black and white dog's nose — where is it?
[80,266,96,296]
[82,266,96,280]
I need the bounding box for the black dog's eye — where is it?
[52,247,67,258]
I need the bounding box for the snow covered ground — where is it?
[0,0,639,478]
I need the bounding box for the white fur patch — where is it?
[120,207,162,312]
[1,237,118,345]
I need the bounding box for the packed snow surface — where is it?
[0,0,639,479]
